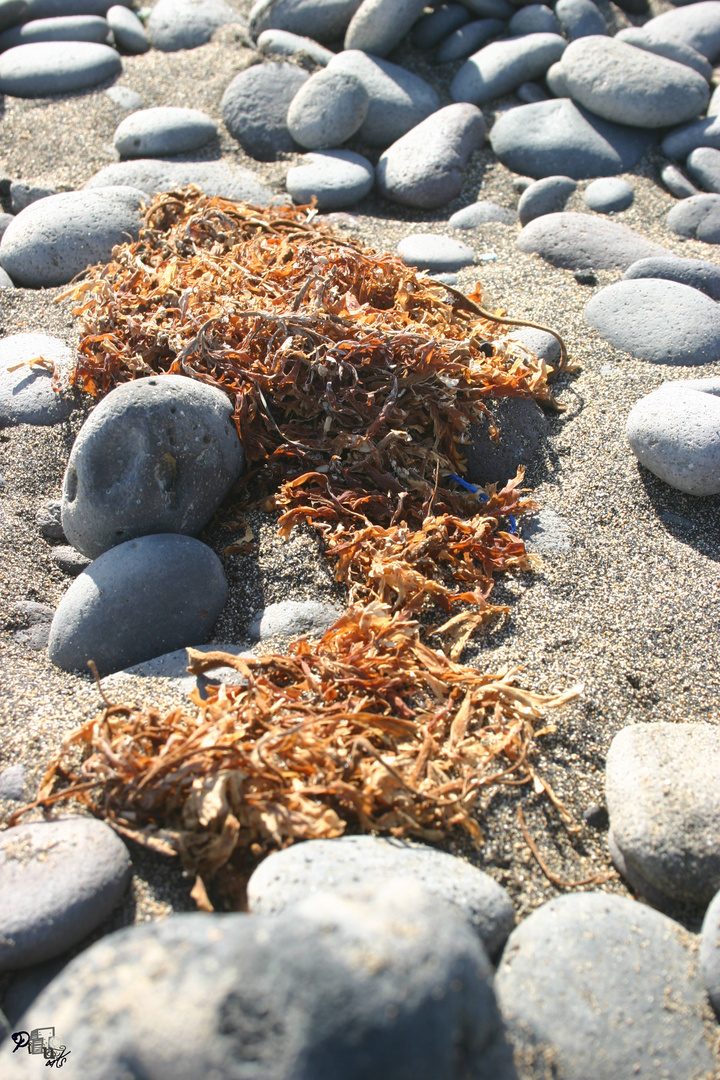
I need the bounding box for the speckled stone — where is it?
[147,0,239,51]
[451,33,566,105]
[0,333,76,427]
[517,211,667,270]
[449,200,515,227]
[667,192,720,243]
[85,159,273,204]
[397,232,475,272]
[517,175,576,225]
[113,106,217,159]
[662,116,720,161]
[555,0,607,40]
[249,0,363,45]
[286,69,369,151]
[624,254,720,301]
[686,146,720,194]
[582,177,634,213]
[615,26,713,80]
[249,599,343,640]
[286,150,374,210]
[344,0,426,57]
[222,61,309,161]
[257,28,333,65]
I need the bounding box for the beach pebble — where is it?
[287,69,368,150]
[0,212,13,240]
[624,254,720,301]
[222,61,308,161]
[147,0,239,52]
[48,533,228,676]
[2,881,513,1080]
[0,266,12,286]
[249,599,342,641]
[709,83,720,118]
[10,179,56,213]
[105,83,143,110]
[0,14,109,49]
[554,0,607,40]
[0,40,120,96]
[0,186,144,288]
[376,103,485,210]
[667,192,720,244]
[606,723,720,904]
[517,175,576,225]
[661,163,698,200]
[466,396,547,486]
[15,0,128,12]
[507,325,562,366]
[0,333,75,427]
[344,0,426,57]
[249,0,362,44]
[449,200,515,227]
[662,116,720,161]
[0,764,25,801]
[0,818,131,971]
[257,28,333,65]
[615,27,712,80]
[113,106,217,159]
[701,890,720,1017]
[551,37,709,130]
[582,177,634,213]
[106,5,149,54]
[495,892,716,1080]
[36,498,65,539]
[516,80,547,104]
[286,149,374,210]
[462,0,512,16]
[397,233,475,273]
[412,3,470,49]
[106,641,254,699]
[61,374,244,561]
[625,380,720,496]
[435,18,505,63]
[508,4,559,36]
[451,33,566,105]
[2,958,68,1028]
[522,508,571,553]
[517,211,667,270]
[585,279,720,365]
[489,99,649,180]
[85,159,273,204]
[8,599,54,650]
[686,146,720,194]
[51,545,91,576]
[247,836,515,959]
[326,50,440,147]
[0,0,27,34]
[637,1,720,64]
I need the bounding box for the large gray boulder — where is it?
[517,212,667,270]
[451,33,566,105]
[222,62,308,161]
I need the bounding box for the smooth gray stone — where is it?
[638,1,720,63]
[625,381,720,496]
[667,192,720,243]
[222,61,308,161]
[47,533,228,676]
[508,4,559,35]
[0,211,13,240]
[462,0,512,16]
[450,32,566,105]
[615,26,712,80]
[0,763,25,800]
[434,18,506,63]
[105,641,254,698]
[247,836,515,959]
[344,0,426,57]
[22,0,131,14]
[105,82,142,109]
[517,211,667,270]
[52,544,91,576]
[507,325,561,365]
[661,163,698,200]
[376,103,485,209]
[585,278,720,365]
[327,50,440,147]
[249,0,362,44]
[0,0,28,34]
[286,149,374,209]
[398,232,475,272]
[412,3,470,49]
[554,0,607,39]
[147,0,239,51]
[0,333,75,427]
[517,174,575,224]
[0,14,109,49]
[607,723,720,903]
[432,271,459,285]
[287,69,368,150]
[249,599,342,641]
[0,265,13,287]
[106,4,149,53]
[516,80,547,103]
[0,39,120,96]
[489,99,650,180]
[449,199,515,226]
[85,159,273,204]
[257,28,333,64]
[701,890,720,1018]
[0,186,144,288]
[522,508,571,552]
[553,36,709,129]
[36,498,65,539]
[687,146,720,194]
[582,176,634,213]
[0,818,131,971]
[2,958,68,1027]
[61,374,244,560]
[495,892,716,1080]
[624,254,720,301]
[466,396,546,486]
[2,882,514,1080]
[10,179,57,213]
[114,106,216,158]
[513,174,537,192]
[709,82,720,118]
[544,57,568,96]
[662,116,720,160]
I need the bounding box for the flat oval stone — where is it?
[0,818,131,971]
[435,18,506,63]
[247,835,515,959]
[638,1,720,63]
[451,32,566,105]
[0,333,75,427]
[106,4,149,54]
[495,892,716,1080]
[18,0,129,14]
[0,0,28,34]
[582,176,634,213]
[105,83,142,110]
[667,192,720,243]
[114,106,217,158]
[287,69,368,151]
[701,890,720,1017]
[517,174,576,224]
[249,599,343,640]
[249,0,363,45]
[413,3,470,49]
[397,233,475,272]
[376,103,485,210]
[555,0,607,40]
[0,40,120,96]
[508,5,559,36]
[489,98,650,180]
[0,186,145,288]
[286,149,374,210]
[47,533,228,675]
[624,254,720,300]
[585,278,720,364]
[257,28,333,65]
[517,211,667,270]
[147,0,239,52]
[0,14,109,49]
[662,116,720,160]
[661,163,698,199]
[344,0,426,57]
[85,160,273,204]
[61,373,244,560]
[222,61,308,161]
[615,26,713,80]
[449,199,515,226]
[687,146,720,193]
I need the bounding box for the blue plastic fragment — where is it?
[449,474,517,534]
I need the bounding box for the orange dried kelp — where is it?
[17,605,581,886]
